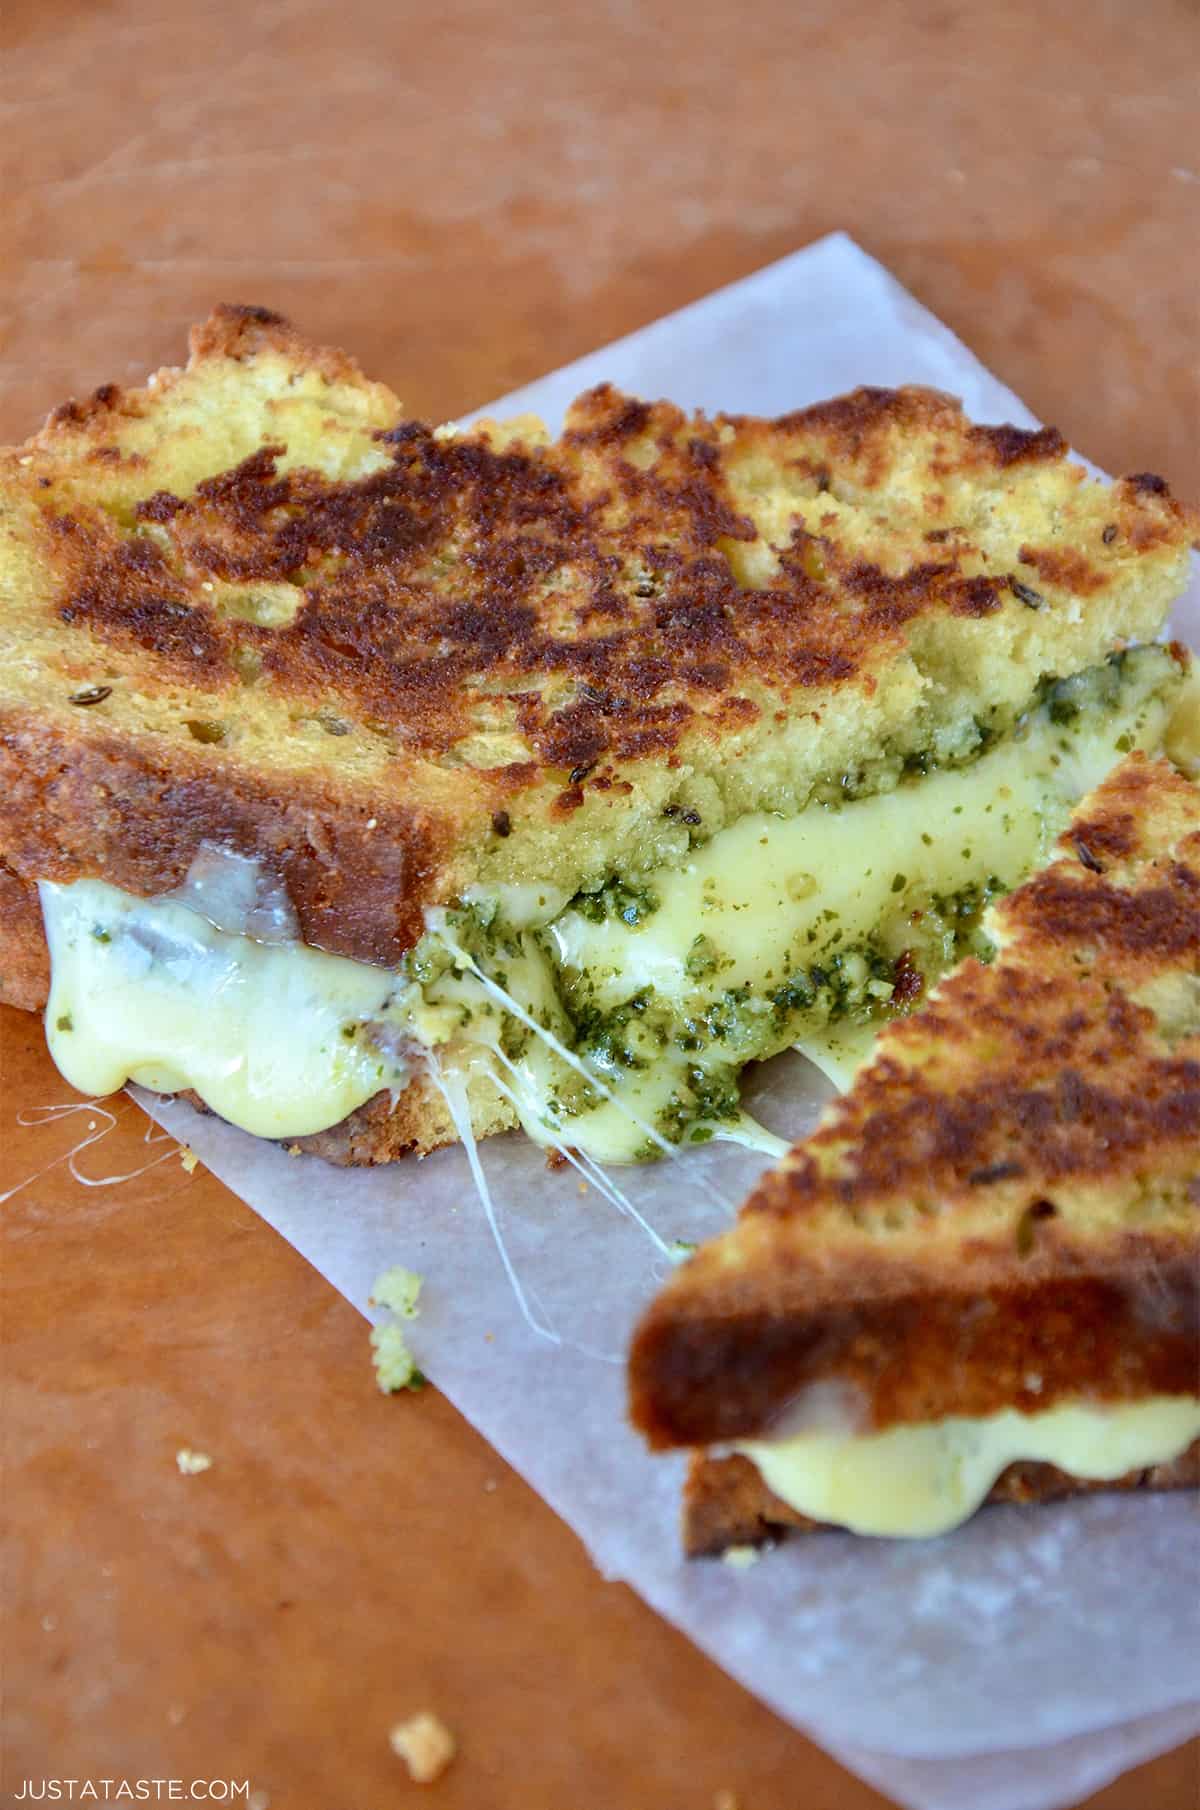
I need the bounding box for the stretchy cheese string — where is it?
[2,1100,180,1205]
[487,1049,675,1260]
[424,1050,563,1347]
[435,927,741,1218]
[426,1054,624,1362]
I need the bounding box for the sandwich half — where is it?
[629,754,1200,1549]
[1,306,1196,1166]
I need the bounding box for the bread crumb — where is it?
[370,1265,422,1318]
[713,1792,740,1810]
[483,1478,498,1493]
[369,1266,426,1392]
[370,1323,425,1393]
[175,1448,212,1475]
[178,1145,199,1174]
[722,1544,761,1571]
[389,1711,457,1783]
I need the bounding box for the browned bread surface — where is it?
[0,858,49,1013]
[631,755,1200,1448]
[178,1076,516,1165]
[683,1442,1200,1555]
[2,309,1196,971]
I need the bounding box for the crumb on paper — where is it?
[166,1705,186,1727]
[484,1478,498,1493]
[722,1544,761,1571]
[370,1265,422,1318]
[371,1323,425,1394]
[178,1145,199,1174]
[248,1792,270,1810]
[175,1447,212,1475]
[713,1792,740,1810]
[389,1711,457,1783]
[369,1265,426,1393]
[41,1613,57,1632]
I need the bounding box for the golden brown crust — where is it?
[28,377,1185,768]
[682,1444,1200,1556]
[630,756,1200,1448]
[0,717,446,968]
[176,1070,516,1165]
[2,312,1195,976]
[184,302,369,381]
[633,1259,1200,1448]
[0,856,49,1012]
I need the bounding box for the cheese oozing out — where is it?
[39,648,1181,1162]
[40,880,412,1140]
[732,1396,1200,1538]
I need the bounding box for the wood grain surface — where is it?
[2,1,1197,1805]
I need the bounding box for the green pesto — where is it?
[390,645,1179,1151]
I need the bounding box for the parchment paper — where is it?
[140,234,1200,1810]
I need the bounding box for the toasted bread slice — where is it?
[2,309,1196,1163]
[629,755,1200,1546]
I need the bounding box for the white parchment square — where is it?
[140,234,1200,1810]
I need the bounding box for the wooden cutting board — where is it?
[3,1,1197,1803]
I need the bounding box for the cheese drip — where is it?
[734,1396,1200,1538]
[40,881,412,1139]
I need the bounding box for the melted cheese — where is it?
[795,1019,882,1090]
[41,880,414,1139]
[735,1396,1200,1538]
[546,694,1161,1015]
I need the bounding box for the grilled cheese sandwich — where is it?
[2,308,1196,1165]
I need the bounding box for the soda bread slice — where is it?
[629,755,1200,1546]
